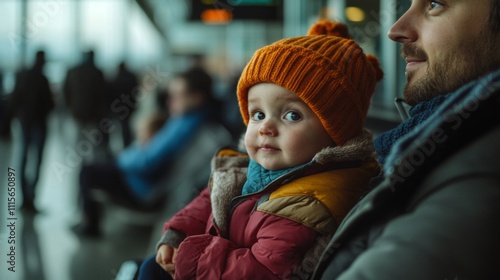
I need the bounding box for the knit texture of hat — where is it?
[237,20,384,146]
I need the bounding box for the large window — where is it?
[0,1,21,69]
[80,0,127,68]
[0,0,164,93]
[0,1,21,93]
[337,0,410,119]
[344,0,388,107]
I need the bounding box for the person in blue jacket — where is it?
[73,67,219,237]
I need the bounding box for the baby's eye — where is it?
[284,111,302,122]
[251,111,265,121]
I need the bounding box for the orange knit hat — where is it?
[237,20,383,146]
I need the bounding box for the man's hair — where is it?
[490,0,500,32]
[177,67,213,99]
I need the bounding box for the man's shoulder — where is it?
[439,124,499,171]
[412,124,500,205]
[333,76,500,237]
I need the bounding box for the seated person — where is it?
[137,20,383,279]
[73,67,221,237]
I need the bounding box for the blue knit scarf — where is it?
[383,70,500,173]
[241,159,308,195]
[374,94,451,165]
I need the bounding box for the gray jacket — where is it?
[313,70,500,280]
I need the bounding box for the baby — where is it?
[138,20,383,280]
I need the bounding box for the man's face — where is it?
[388,0,500,105]
[167,77,202,116]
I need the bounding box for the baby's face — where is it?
[244,83,334,170]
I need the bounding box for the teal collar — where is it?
[241,159,308,195]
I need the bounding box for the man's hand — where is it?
[156,244,178,278]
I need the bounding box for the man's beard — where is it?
[402,31,499,106]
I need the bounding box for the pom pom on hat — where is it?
[307,20,352,39]
[237,20,384,146]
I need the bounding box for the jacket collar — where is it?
[242,159,309,195]
[209,128,377,236]
[384,69,500,192]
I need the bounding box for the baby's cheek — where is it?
[245,124,258,142]
[243,128,257,154]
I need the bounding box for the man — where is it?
[10,50,54,211]
[63,50,109,162]
[73,67,231,237]
[109,62,138,147]
[312,0,500,279]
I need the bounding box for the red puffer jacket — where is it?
[158,130,379,279]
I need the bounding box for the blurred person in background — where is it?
[0,68,10,138]
[63,50,109,162]
[109,61,139,147]
[9,50,54,212]
[220,71,247,141]
[0,68,3,95]
[73,67,224,237]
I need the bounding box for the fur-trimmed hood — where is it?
[314,128,376,164]
[209,128,378,236]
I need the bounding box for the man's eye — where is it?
[284,111,302,122]
[429,1,443,10]
[251,111,265,121]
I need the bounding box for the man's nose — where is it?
[388,7,418,44]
